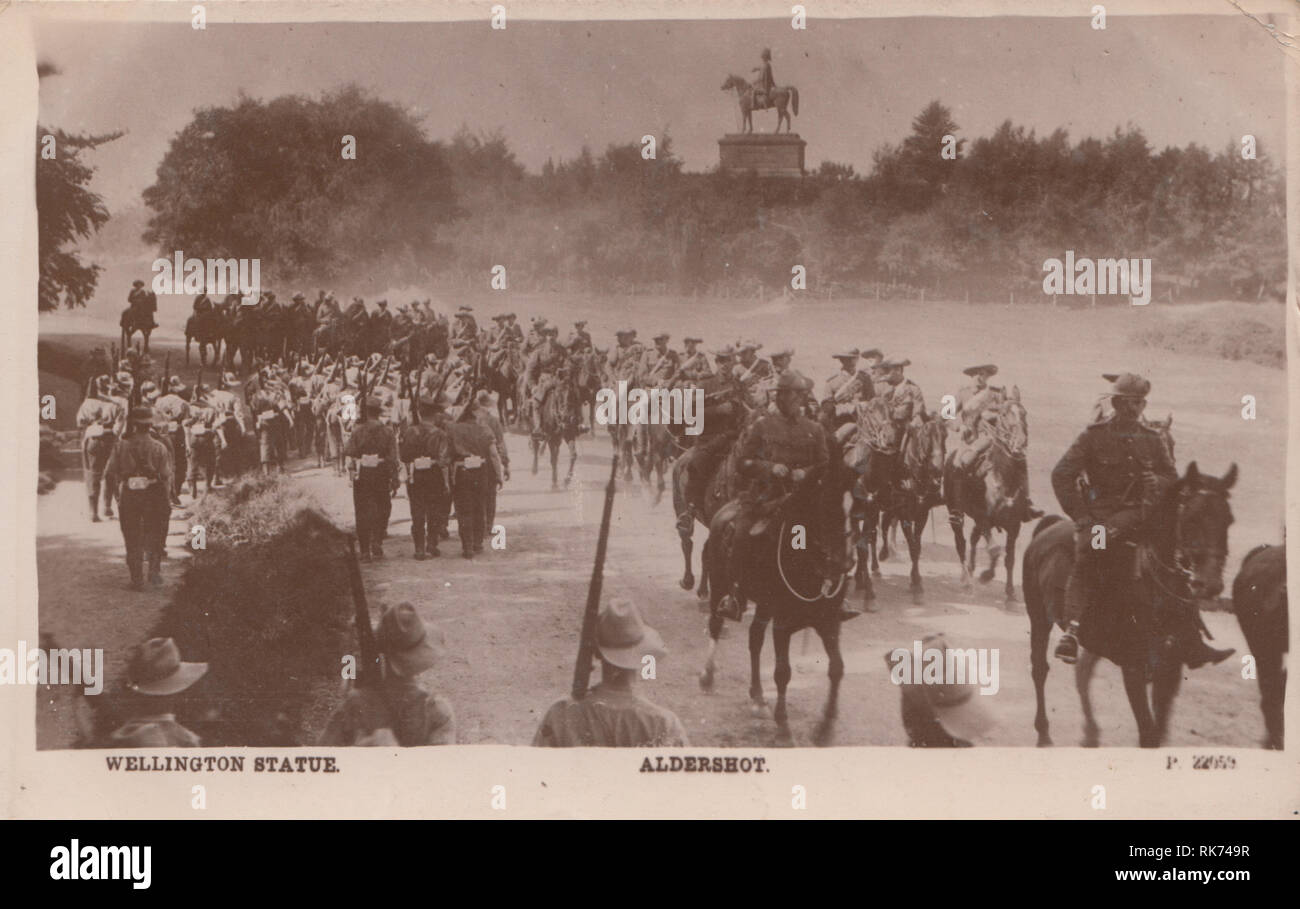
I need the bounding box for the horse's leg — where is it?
[565,436,577,487]
[697,535,710,600]
[867,505,882,579]
[678,510,695,591]
[950,511,972,586]
[1122,662,1159,748]
[905,513,924,597]
[1151,652,1182,747]
[1259,653,1286,749]
[699,610,722,692]
[1076,648,1101,747]
[1003,524,1020,603]
[530,435,539,476]
[812,620,844,747]
[772,624,794,742]
[749,613,770,712]
[878,510,893,562]
[967,521,982,576]
[1030,610,1053,747]
[549,435,560,490]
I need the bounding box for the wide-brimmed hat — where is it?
[475,389,495,406]
[882,357,911,369]
[574,320,587,328]
[540,324,559,335]
[491,314,508,322]
[712,344,737,359]
[884,633,995,747]
[861,348,884,362]
[653,331,670,341]
[615,328,637,337]
[832,348,861,360]
[127,637,209,696]
[683,336,703,345]
[736,340,762,352]
[1102,372,1150,399]
[963,364,998,378]
[167,376,186,392]
[377,602,443,677]
[293,292,306,302]
[129,406,155,426]
[596,599,666,670]
[132,279,145,288]
[774,370,814,393]
[114,370,133,386]
[770,346,795,360]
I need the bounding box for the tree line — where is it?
[40,85,1286,309]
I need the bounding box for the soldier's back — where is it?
[532,686,688,747]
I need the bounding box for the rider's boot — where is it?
[718,581,745,621]
[1054,621,1080,664]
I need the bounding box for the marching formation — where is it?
[71,279,1270,749]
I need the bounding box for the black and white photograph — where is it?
[5,0,1296,823]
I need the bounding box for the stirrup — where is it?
[1054,632,1079,665]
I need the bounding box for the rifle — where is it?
[571,452,619,700]
[344,536,382,688]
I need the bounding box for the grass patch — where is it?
[1131,303,1285,370]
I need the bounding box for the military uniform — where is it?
[250,385,291,472]
[400,422,453,558]
[153,392,191,496]
[822,368,873,408]
[105,427,173,588]
[731,354,773,407]
[108,713,202,748]
[184,403,220,496]
[344,419,399,559]
[641,344,680,387]
[1051,401,1176,659]
[533,685,689,747]
[676,350,713,384]
[524,338,568,437]
[77,394,121,520]
[446,417,505,558]
[319,682,456,746]
[476,404,510,531]
[609,338,646,384]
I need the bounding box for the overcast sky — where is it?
[35,14,1287,211]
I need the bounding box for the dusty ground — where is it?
[36,296,1285,749]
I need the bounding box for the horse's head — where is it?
[1168,461,1236,598]
[990,385,1029,455]
[721,74,748,92]
[904,412,946,481]
[1147,413,1175,463]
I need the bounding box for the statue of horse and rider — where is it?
[722,48,800,134]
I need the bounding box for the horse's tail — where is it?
[789,86,799,117]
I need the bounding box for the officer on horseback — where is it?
[676,337,712,383]
[127,279,157,330]
[524,323,567,438]
[1051,373,1234,668]
[719,371,855,620]
[952,364,1000,472]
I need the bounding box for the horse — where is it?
[844,397,901,604]
[1232,543,1286,748]
[1022,461,1237,748]
[721,74,800,134]
[120,306,155,354]
[572,348,607,431]
[698,438,853,746]
[944,387,1036,601]
[531,369,579,490]
[880,412,946,602]
[481,344,522,426]
[185,310,225,366]
[671,384,750,596]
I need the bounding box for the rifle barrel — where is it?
[571,453,619,700]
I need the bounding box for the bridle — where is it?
[1141,486,1230,604]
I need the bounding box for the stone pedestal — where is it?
[718,133,806,177]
